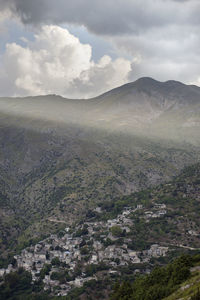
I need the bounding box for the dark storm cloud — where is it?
[0,0,200,95]
[1,0,199,36]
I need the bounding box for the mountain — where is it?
[0,77,199,267]
[1,77,200,144]
[94,77,200,143]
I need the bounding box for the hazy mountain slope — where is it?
[93,78,200,143]
[0,77,200,144]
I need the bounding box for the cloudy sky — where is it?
[0,0,199,98]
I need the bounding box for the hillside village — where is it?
[0,203,169,296]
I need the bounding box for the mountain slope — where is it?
[164,267,200,300]
[0,77,200,144]
[0,77,199,265]
[1,124,199,262]
[110,253,200,300]
[1,163,200,300]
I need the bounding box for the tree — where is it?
[51,257,60,266]
[39,264,51,280]
[110,226,123,237]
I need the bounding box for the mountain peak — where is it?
[135,77,159,84]
[164,79,186,86]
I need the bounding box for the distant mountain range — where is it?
[0,77,200,144]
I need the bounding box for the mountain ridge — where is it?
[1,77,200,145]
[1,77,200,100]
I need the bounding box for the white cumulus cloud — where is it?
[0,25,132,98]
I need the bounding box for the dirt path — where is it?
[48,218,67,224]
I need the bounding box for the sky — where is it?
[0,0,200,98]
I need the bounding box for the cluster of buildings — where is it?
[145,203,167,219]
[0,203,169,296]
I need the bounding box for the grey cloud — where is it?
[122,24,200,84]
[0,0,200,92]
[0,0,200,36]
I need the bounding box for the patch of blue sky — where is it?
[0,19,34,54]
[63,24,118,62]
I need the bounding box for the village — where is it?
[0,203,169,296]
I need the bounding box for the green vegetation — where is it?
[2,254,200,300]
[0,120,199,264]
[51,257,61,266]
[0,268,41,300]
[39,264,51,280]
[191,289,200,300]
[95,162,200,251]
[110,254,196,300]
[110,225,123,237]
[66,278,111,300]
[85,262,109,276]
[0,81,200,300]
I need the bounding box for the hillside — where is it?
[0,77,200,144]
[110,254,200,300]
[95,78,200,143]
[0,163,200,299]
[1,124,199,263]
[164,267,200,300]
[1,254,200,300]
[0,78,200,298]
[0,77,200,264]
